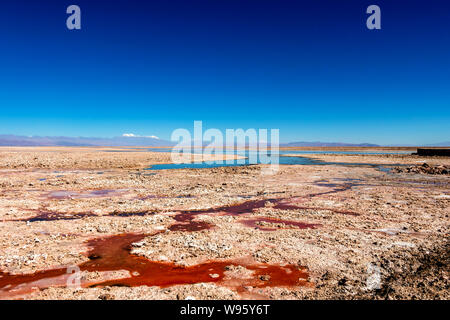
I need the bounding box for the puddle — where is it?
[10,210,155,222]
[46,189,128,200]
[434,194,450,200]
[0,233,310,298]
[373,228,423,237]
[312,182,358,193]
[145,148,409,171]
[377,166,393,174]
[11,211,97,222]
[240,217,321,231]
[138,194,196,201]
[138,195,160,200]
[314,183,345,188]
[174,199,277,217]
[235,195,254,199]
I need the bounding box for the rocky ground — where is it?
[0,147,448,300]
[393,163,449,175]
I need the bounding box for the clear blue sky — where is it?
[0,0,449,145]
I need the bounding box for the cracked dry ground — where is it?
[0,149,448,299]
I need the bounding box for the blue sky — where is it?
[0,0,449,145]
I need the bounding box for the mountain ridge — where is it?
[0,135,448,147]
[0,135,171,147]
[280,141,379,147]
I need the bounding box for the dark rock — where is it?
[259,275,271,281]
[338,278,347,286]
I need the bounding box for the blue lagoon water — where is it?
[144,148,409,171]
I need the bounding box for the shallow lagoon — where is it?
[145,148,409,171]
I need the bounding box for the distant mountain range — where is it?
[425,142,450,147]
[280,141,379,147]
[0,135,171,147]
[0,135,448,147]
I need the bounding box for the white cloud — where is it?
[122,133,159,139]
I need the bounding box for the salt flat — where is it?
[0,147,448,300]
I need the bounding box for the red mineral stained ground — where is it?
[169,220,214,232]
[174,194,360,220]
[168,196,342,232]
[0,233,310,298]
[10,195,358,223]
[8,183,359,224]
